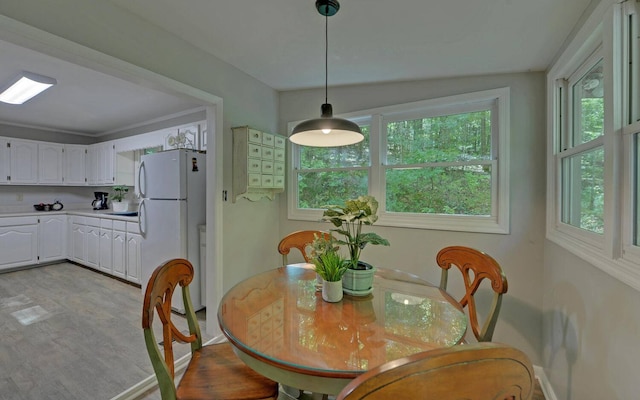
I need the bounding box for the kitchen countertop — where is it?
[0,209,138,222]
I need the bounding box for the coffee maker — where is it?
[92,191,109,210]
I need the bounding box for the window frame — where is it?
[287,87,510,234]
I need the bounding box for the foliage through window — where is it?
[289,88,510,234]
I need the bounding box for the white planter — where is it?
[111,201,129,212]
[322,279,343,303]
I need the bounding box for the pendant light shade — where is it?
[289,0,364,147]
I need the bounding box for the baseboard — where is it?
[109,334,228,400]
[534,365,558,400]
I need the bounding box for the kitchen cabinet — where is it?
[38,214,67,263]
[9,139,38,184]
[85,217,100,270]
[112,221,127,279]
[125,221,141,284]
[0,216,39,271]
[232,126,286,202]
[64,144,88,185]
[0,138,9,184]
[38,143,64,184]
[87,142,115,185]
[69,216,86,263]
[99,219,113,274]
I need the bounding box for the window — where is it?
[288,88,510,234]
[546,1,640,291]
[558,57,605,236]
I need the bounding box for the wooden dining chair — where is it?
[278,230,331,265]
[436,246,509,342]
[336,342,535,400]
[142,258,279,400]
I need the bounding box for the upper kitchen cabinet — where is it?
[64,144,88,185]
[0,138,8,184]
[38,142,64,184]
[87,142,115,186]
[9,139,38,184]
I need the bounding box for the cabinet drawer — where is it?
[70,216,85,225]
[261,175,274,188]
[248,174,262,187]
[274,135,286,149]
[261,147,274,160]
[100,219,113,229]
[113,220,127,231]
[0,216,38,227]
[262,132,274,147]
[248,144,262,159]
[274,175,285,188]
[248,129,262,144]
[247,158,262,173]
[86,217,100,227]
[126,221,140,234]
[274,148,285,163]
[261,160,274,174]
[274,162,285,176]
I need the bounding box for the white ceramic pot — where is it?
[322,279,343,303]
[111,200,129,212]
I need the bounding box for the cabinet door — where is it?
[70,223,86,262]
[126,232,141,283]
[39,215,67,262]
[0,222,38,271]
[98,143,115,185]
[0,138,9,184]
[86,145,99,185]
[38,143,64,184]
[85,225,100,269]
[112,229,126,279]
[99,228,112,273]
[9,139,38,184]
[64,145,88,185]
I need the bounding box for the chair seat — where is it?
[177,342,279,400]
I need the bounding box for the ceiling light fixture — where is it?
[289,0,364,147]
[0,71,57,105]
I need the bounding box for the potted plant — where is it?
[111,185,130,212]
[310,234,348,302]
[321,195,390,294]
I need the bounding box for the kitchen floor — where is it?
[0,262,210,400]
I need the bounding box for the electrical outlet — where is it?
[16,193,23,202]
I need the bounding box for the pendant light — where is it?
[289,0,364,147]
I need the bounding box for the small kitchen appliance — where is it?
[92,191,109,210]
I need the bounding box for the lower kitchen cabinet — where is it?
[125,231,141,284]
[38,214,67,263]
[0,216,38,271]
[67,216,142,284]
[85,218,100,270]
[99,219,113,274]
[112,225,126,279]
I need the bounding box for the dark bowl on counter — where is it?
[34,204,50,211]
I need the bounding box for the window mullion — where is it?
[369,114,383,204]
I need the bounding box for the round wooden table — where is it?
[217,264,467,396]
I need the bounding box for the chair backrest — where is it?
[142,258,202,399]
[278,230,331,265]
[436,246,508,342]
[336,342,534,400]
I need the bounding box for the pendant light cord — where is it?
[325,6,328,105]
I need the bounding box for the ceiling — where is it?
[0,0,593,136]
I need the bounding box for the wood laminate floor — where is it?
[0,262,209,400]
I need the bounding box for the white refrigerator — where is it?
[138,149,206,313]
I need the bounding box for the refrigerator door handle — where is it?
[138,160,146,198]
[138,198,146,238]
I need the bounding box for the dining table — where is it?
[217,263,467,397]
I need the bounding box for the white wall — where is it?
[279,72,547,364]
